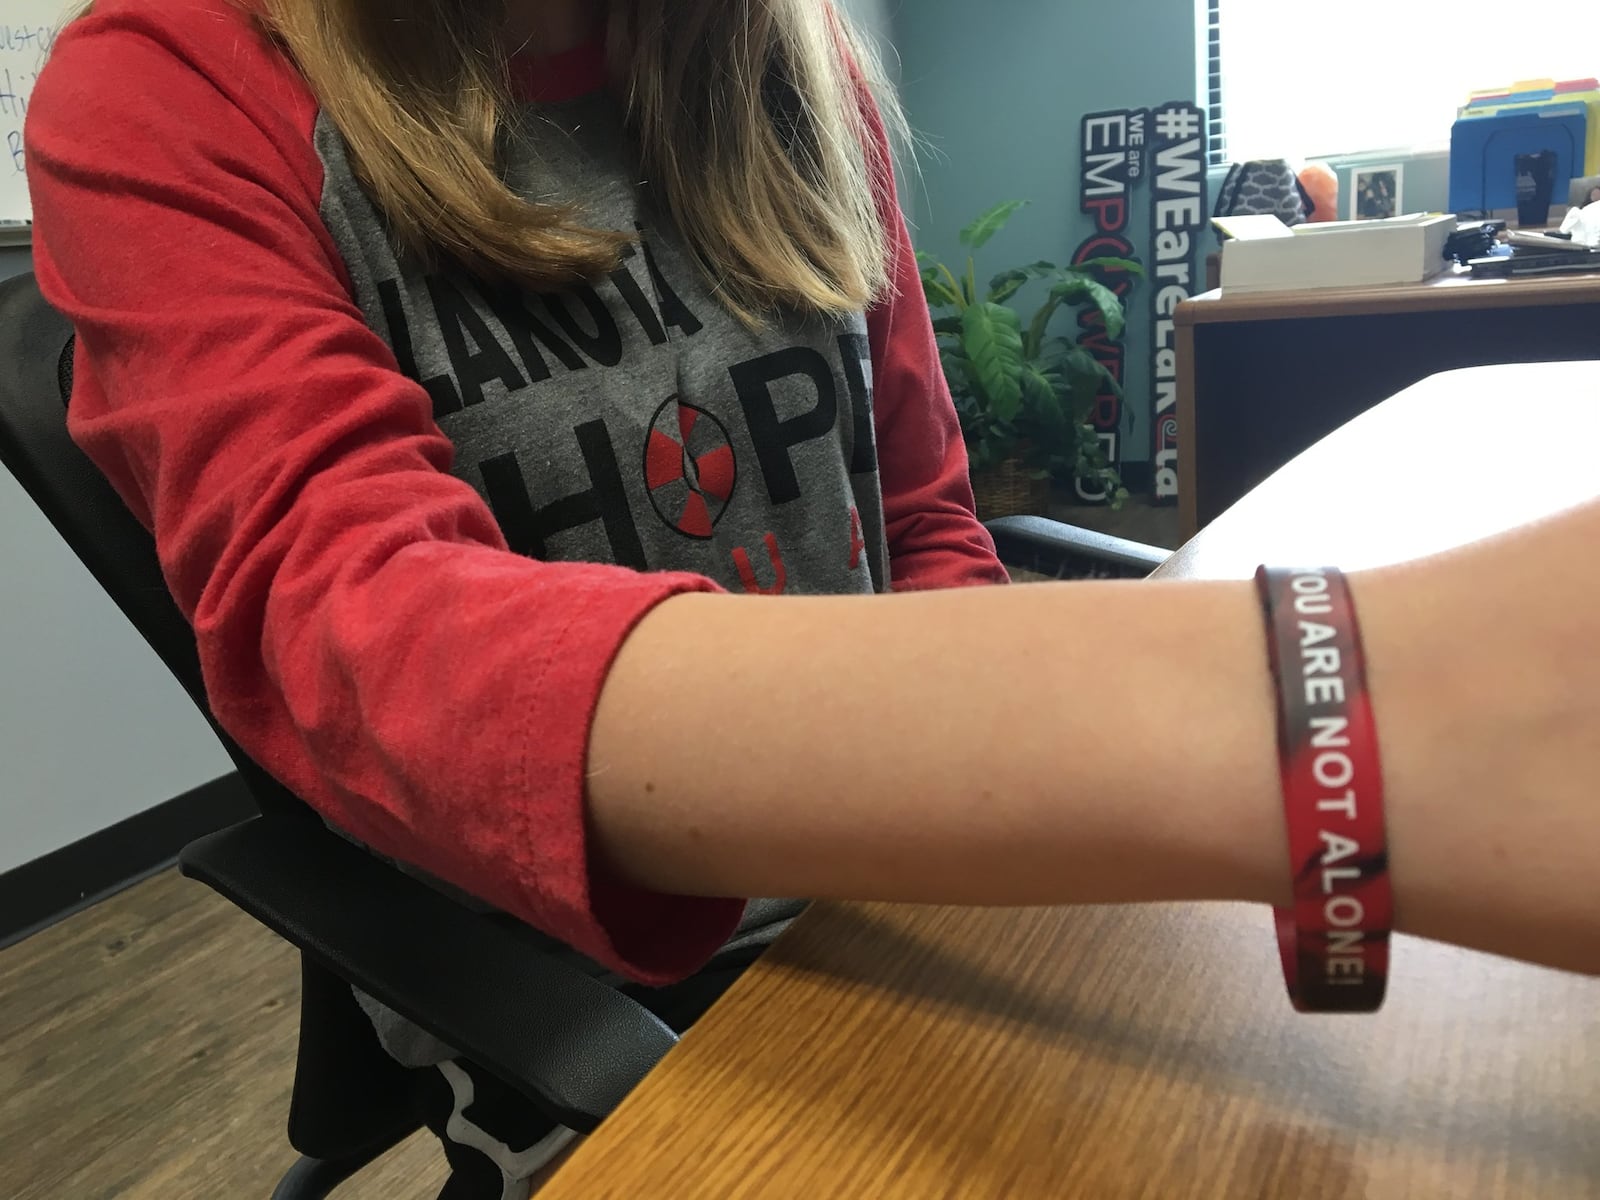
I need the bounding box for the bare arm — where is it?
[591,501,1600,976]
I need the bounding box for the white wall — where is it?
[0,462,233,873]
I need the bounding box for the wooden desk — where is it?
[1175,266,1600,540]
[543,364,1600,1200]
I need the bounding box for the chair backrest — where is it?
[0,272,303,819]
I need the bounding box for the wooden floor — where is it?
[0,869,451,1199]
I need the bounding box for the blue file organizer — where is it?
[1449,105,1588,214]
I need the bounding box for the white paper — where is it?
[1559,198,1600,247]
[0,9,68,225]
[1212,214,1296,242]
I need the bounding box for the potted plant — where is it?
[918,200,1142,519]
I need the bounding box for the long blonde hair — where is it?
[236,0,903,321]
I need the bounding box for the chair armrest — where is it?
[985,515,1170,579]
[179,816,677,1133]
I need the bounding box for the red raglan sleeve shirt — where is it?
[26,0,1003,984]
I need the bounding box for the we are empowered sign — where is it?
[1072,102,1207,504]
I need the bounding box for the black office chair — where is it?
[0,271,1168,1198]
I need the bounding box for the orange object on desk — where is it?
[1299,162,1339,222]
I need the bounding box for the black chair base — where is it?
[270,1137,406,1200]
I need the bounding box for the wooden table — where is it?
[1175,265,1600,539]
[543,364,1600,1200]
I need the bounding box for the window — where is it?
[1210,0,1600,164]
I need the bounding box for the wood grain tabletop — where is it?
[541,363,1600,1200]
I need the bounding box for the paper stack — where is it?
[1213,213,1455,294]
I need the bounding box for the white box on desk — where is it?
[1215,213,1454,293]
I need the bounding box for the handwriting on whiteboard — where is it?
[0,22,58,177]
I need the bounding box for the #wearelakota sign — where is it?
[1072,101,1208,504]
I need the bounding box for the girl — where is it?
[27,0,1600,1194]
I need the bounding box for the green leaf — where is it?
[937,263,967,312]
[959,200,1029,251]
[1033,343,1115,422]
[921,267,960,310]
[1024,293,1067,361]
[989,259,1067,305]
[1072,256,1146,278]
[1021,364,1059,417]
[940,346,981,399]
[1050,277,1127,339]
[1035,335,1074,368]
[931,315,964,337]
[961,302,1025,422]
[1057,344,1109,386]
[939,344,970,369]
[1062,347,1118,414]
[987,268,1030,305]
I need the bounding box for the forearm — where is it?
[589,579,1287,911]
[1351,505,1600,975]
[591,503,1600,977]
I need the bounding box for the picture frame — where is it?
[1352,164,1404,221]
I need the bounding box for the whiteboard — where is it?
[0,1,69,229]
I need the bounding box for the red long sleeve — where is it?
[860,91,1009,591]
[27,2,742,984]
[26,0,1002,987]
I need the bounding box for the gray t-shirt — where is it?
[312,91,898,1040]
[314,94,891,602]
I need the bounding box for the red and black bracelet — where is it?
[1255,566,1393,1013]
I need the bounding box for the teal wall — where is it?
[839,0,895,46]
[895,0,1206,479]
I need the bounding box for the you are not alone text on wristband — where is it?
[1256,565,1393,1014]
